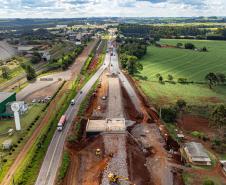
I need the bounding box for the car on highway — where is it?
[71,99,75,105]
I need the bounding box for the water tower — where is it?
[11,102,21,131]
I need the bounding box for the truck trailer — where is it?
[57,115,67,131]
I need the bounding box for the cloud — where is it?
[0,0,225,18]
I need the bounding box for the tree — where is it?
[161,107,177,123]
[176,99,187,111]
[31,52,41,64]
[176,99,187,120]
[210,104,226,129]
[184,43,195,50]
[25,65,36,80]
[168,74,173,81]
[205,72,218,88]
[126,55,143,75]
[202,46,208,52]
[159,76,164,83]
[1,66,10,79]
[176,43,183,48]
[119,54,129,69]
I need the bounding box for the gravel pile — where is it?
[101,134,129,185]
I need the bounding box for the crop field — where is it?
[137,39,226,105]
[140,39,226,82]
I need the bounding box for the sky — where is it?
[0,0,225,18]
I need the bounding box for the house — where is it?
[220,160,226,176]
[183,142,211,166]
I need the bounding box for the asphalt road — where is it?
[35,48,110,185]
[109,45,142,114]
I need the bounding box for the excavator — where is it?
[108,172,136,185]
[95,148,101,157]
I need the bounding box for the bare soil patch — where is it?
[63,136,107,185]
[178,114,216,137]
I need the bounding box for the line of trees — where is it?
[118,24,226,41]
[118,38,147,75]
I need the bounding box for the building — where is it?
[86,118,126,137]
[220,160,226,176]
[184,142,211,166]
[2,139,13,150]
[42,51,51,61]
[0,92,16,117]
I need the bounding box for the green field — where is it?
[140,39,226,82]
[137,39,226,105]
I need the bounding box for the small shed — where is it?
[184,142,211,166]
[2,139,13,150]
[220,160,226,176]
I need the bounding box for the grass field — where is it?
[0,104,45,143]
[137,39,226,105]
[140,39,226,82]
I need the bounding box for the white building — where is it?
[184,142,211,166]
[2,139,13,150]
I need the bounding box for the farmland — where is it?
[137,39,226,105]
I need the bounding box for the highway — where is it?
[35,40,142,185]
[35,50,110,185]
[109,45,142,114]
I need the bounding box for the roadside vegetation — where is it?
[57,151,70,184]
[117,37,147,75]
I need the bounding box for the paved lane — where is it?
[35,51,110,185]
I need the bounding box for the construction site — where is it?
[62,43,184,185]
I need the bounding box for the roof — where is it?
[0,92,15,104]
[86,118,126,132]
[185,142,210,160]
[2,139,12,145]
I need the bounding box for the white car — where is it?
[71,99,75,105]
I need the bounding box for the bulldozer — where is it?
[108,172,135,185]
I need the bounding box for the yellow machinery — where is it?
[108,172,135,185]
[95,148,101,156]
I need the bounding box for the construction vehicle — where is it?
[95,148,101,156]
[108,172,135,185]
